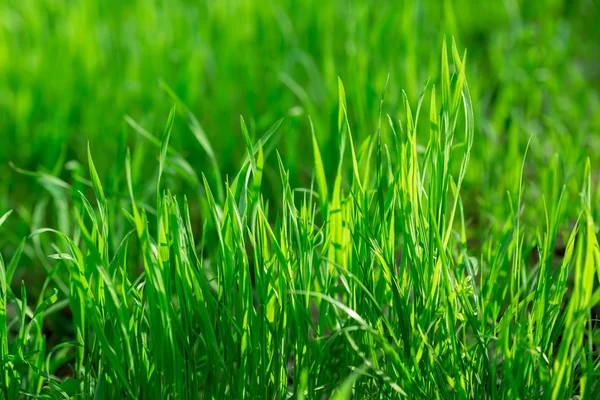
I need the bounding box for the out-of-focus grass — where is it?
[2,1,598,215]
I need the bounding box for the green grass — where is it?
[1,0,600,398]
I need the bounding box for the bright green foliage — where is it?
[1,0,600,398]
[1,37,599,399]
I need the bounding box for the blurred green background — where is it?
[1,0,599,272]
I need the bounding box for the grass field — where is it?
[1,0,600,398]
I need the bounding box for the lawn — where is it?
[1,0,600,398]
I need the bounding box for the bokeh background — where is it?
[1,0,599,281]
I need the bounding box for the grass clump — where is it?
[1,38,599,399]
